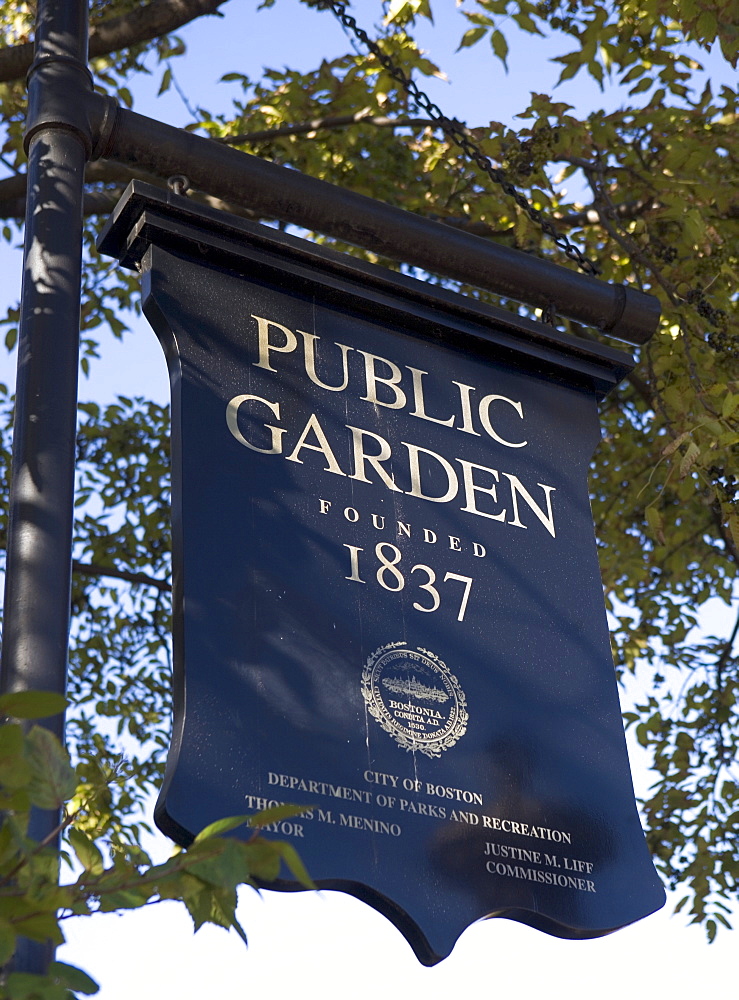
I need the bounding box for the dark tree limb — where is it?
[72,559,169,593]
[0,0,230,84]
[0,159,257,221]
[555,199,656,229]
[716,607,739,677]
[713,505,739,567]
[220,113,442,145]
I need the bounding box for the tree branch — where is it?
[554,199,656,229]
[0,0,230,85]
[581,157,680,304]
[72,559,169,593]
[220,113,441,146]
[712,505,739,567]
[716,606,739,677]
[0,159,258,221]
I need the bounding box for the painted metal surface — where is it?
[99,185,665,965]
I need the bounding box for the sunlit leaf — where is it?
[0,691,67,721]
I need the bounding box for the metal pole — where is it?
[100,107,660,346]
[0,0,90,976]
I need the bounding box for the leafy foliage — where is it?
[0,0,737,989]
[0,691,311,999]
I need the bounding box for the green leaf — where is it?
[721,393,739,419]
[0,691,67,721]
[185,840,248,889]
[97,887,151,912]
[4,971,68,1000]
[230,913,249,946]
[696,11,718,41]
[25,727,77,810]
[513,11,542,34]
[194,815,252,842]
[0,724,32,790]
[0,820,20,866]
[728,514,739,554]
[68,828,105,876]
[182,883,225,933]
[0,918,16,966]
[457,26,486,49]
[12,911,64,946]
[49,962,100,996]
[661,431,691,456]
[629,76,653,95]
[678,441,700,479]
[490,30,508,69]
[645,503,666,545]
[273,841,316,889]
[241,839,282,882]
[556,59,580,84]
[158,67,172,96]
[247,803,312,828]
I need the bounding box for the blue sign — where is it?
[100,184,665,965]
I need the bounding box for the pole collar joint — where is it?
[601,283,661,345]
[24,55,95,157]
[88,93,119,161]
[601,283,627,335]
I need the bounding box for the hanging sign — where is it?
[99,183,665,965]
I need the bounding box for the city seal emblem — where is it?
[361,642,468,758]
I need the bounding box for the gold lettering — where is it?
[407,367,455,427]
[359,351,406,409]
[403,442,458,503]
[298,330,353,391]
[251,315,297,371]
[457,459,506,521]
[226,395,286,455]
[346,425,402,491]
[478,394,527,448]
[452,381,480,436]
[502,473,557,537]
[285,413,346,476]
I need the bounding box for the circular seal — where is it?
[361,642,468,758]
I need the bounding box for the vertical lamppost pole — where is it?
[0,0,90,975]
